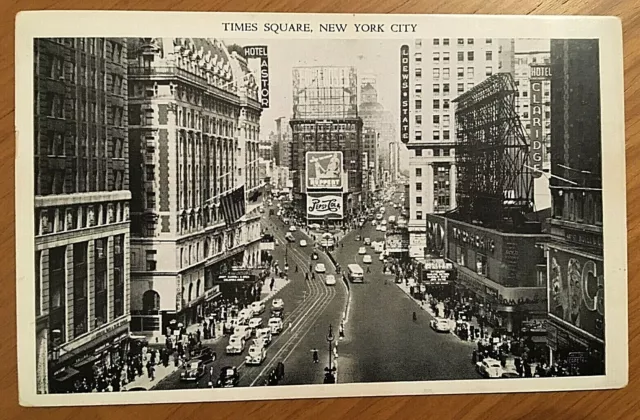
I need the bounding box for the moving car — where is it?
[288,225,297,232]
[299,239,307,247]
[325,274,337,285]
[285,233,295,242]
[238,307,254,320]
[223,318,240,335]
[272,298,284,309]
[271,307,285,319]
[358,247,366,255]
[248,317,263,331]
[364,237,371,246]
[362,255,372,264]
[477,358,504,378]
[376,214,383,220]
[226,335,246,354]
[245,344,267,365]
[249,301,265,315]
[255,328,272,346]
[381,226,387,232]
[180,359,205,382]
[376,225,383,231]
[430,318,451,333]
[315,263,326,273]
[268,317,284,334]
[191,347,217,364]
[234,325,252,340]
[216,366,240,388]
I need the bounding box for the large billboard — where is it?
[305,151,344,190]
[306,193,343,219]
[548,246,605,341]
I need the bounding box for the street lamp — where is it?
[324,324,336,384]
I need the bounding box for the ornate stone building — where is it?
[127,38,262,337]
[34,37,131,394]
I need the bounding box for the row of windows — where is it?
[38,91,125,128]
[37,202,129,236]
[43,38,124,64]
[428,82,476,96]
[427,38,492,46]
[428,66,493,80]
[41,235,125,344]
[415,130,451,141]
[432,50,494,63]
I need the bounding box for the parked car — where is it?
[476,358,504,378]
[249,301,265,315]
[191,347,217,364]
[430,317,451,333]
[216,366,240,388]
[180,360,205,382]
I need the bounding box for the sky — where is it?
[222,38,551,144]
[223,39,408,136]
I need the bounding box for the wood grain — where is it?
[2,1,639,419]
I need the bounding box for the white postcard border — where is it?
[15,11,628,407]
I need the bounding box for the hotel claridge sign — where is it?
[23,26,617,400]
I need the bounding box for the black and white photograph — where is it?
[15,12,628,407]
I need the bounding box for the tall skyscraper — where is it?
[126,38,262,339]
[290,66,363,224]
[546,39,604,374]
[406,37,514,259]
[34,38,131,394]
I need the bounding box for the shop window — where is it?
[476,253,488,276]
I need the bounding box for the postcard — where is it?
[14,11,628,407]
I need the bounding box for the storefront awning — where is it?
[73,354,101,369]
[52,366,79,382]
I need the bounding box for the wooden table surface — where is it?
[1,1,638,419]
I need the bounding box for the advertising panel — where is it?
[400,44,410,143]
[243,45,270,108]
[385,232,409,252]
[548,246,605,341]
[426,217,447,256]
[529,64,551,178]
[306,151,344,190]
[422,260,454,285]
[307,194,343,219]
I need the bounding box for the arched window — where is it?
[142,290,160,312]
[188,283,193,302]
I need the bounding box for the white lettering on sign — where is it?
[307,195,343,218]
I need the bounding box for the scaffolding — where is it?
[454,72,533,228]
[292,66,358,119]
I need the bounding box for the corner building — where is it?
[127,38,261,338]
[406,38,514,260]
[34,38,131,393]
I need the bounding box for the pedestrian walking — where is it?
[367,266,371,273]
[295,265,299,273]
[311,348,319,363]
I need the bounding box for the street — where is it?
[331,200,478,383]
[153,204,348,389]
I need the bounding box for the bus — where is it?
[346,264,364,283]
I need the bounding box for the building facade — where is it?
[425,214,548,334]
[514,47,552,211]
[290,66,363,223]
[34,37,131,394]
[274,116,292,169]
[546,39,604,374]
[127,38,261,338]
[406,38,515,260]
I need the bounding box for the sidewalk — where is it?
[122,363,178,391]
[394,280,493,345]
